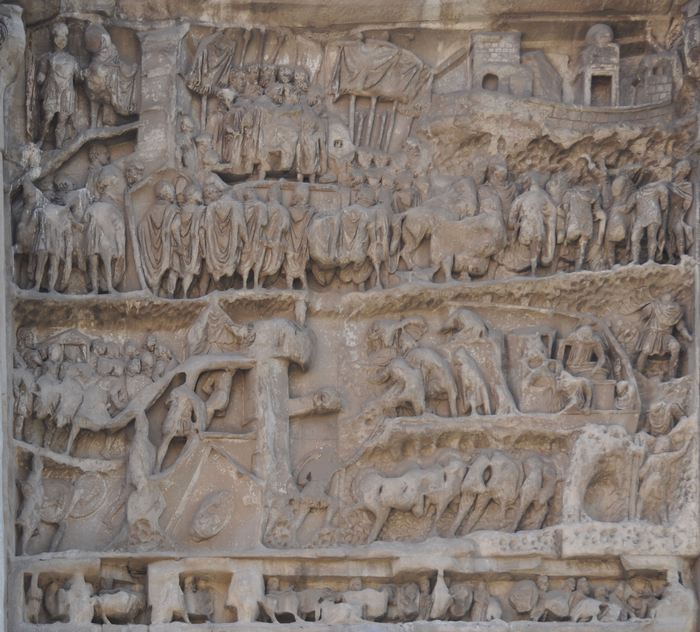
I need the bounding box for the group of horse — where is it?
[351,450,558,543]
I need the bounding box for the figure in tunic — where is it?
[156,385,208,471]
[631,181,668,264]
[30,188,73,293]
[176,115,198,172]
[483,162,517,225]
[559,185,606,271]
[285,184,314,289]
[186,29,237,97]
[138,180,178,296]
[86,143,111,199]
[666,160,694,262]
[205,88,236,161]
[53,174,91,278]
[36,22,83,148]
[556,325,609,380]
[603,174,636,267]
[36,22,82,147]
[636,293,692,377]
[508,177,557,275]
[296,99,327,183]
[83,167,126,293]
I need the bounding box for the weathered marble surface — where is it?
[1,1,698,630]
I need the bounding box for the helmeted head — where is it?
[576,577,590,594]
[228,68,246,93]
[355,186,375,207]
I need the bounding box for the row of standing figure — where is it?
[138,177,317,297]
[13,143,144,294]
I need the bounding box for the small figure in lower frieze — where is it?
[260,577,302,623]
[25,573,43,623]
[151,571,190,624]
[342,577,389,621]
[471,580,501,622]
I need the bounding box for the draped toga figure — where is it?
[285,185,314,289]
[138,180,178,296]
[171,184,205,297]
[238,188,269,289]
[260,183,290,286]
[201,178,248,285]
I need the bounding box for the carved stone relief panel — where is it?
[1,1,699,630]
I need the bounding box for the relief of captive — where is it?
[0,0,698,630]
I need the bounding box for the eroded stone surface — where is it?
[1,1,699,629]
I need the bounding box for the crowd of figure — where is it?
[183,61,330,181]
[12,327,175,457]
[137,176,316,296]
[13,142,143,294]
[140,146,695,298]
[213,573,665,625]
[24,567,666,626]
[13,132,694,296]
[363,307,638,423]
[24,569,146,625]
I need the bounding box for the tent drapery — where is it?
[330,39,433,113]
